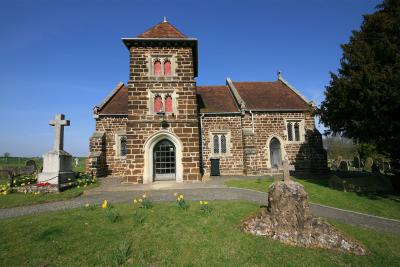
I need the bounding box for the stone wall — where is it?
[126,45,201,183]
[94,116,128,176]
[86,131,106,178]
[201,115,244,176]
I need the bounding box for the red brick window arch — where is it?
[165,95,173,113]
[164,60,172,76]
[154,60,162,76]
[154,95,163,113]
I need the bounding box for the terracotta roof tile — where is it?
[197,86,239,113]
[137,21,186,38]
[233,81,310,110]
[98,84,128,115]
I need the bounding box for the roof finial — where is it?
[163,16,167,23]
[277,70,282,80]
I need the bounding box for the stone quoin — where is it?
[86,19,327,183]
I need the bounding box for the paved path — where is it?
[1,177,400,236]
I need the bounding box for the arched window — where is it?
[294,123,300,141]
[213,135,220,154]
[287,122,293,141]
[165,95,173,113]
[220,135,227,153]
[164,60,172,76]
[154,60,162,76]
[154,95,163,113]
[120,136,127,156]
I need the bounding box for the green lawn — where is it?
[0,201,399,266]
[0,184,97,209]
[226,178,400,220]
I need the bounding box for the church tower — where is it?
[122,19,201,183]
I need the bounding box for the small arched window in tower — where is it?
[165,95,173,113]
[120,136,127,156]
[154,95,163,113]
[294,122,300,141]
[164,60,172,76]
[287,122,293,141]
[154,60,162,76]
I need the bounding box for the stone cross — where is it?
[282,156,294,182]
[50,114,70,151]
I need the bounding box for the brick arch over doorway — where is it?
[143,130,183,184]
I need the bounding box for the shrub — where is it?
[75,172,96,188]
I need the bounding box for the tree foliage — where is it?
[318,0,400,161]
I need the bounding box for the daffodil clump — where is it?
[75,172,96,189]
[101,199,120,223]
[175,192,189,210]
[0,183,11,195]
[133,193,153,209]
[199,201,211,213]
[12,174,37,187]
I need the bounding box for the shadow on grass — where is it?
[292,171,400,202]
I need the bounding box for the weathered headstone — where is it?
[242,180,367,255]
[365,157,373,171]
[25,160,37,172]
[338,160,349,171]
[38,114,74,188]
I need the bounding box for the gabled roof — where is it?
[231,80,310,111]
[197,86,239,113]
[137,21,187,39]
[97,83,128,115]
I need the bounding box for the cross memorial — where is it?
[50,114,70,151]
[38,114,74,189]
[282,156,295,182]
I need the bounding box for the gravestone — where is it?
[338,160,349,171]
[38,114,74,188]
[365,157,373,171]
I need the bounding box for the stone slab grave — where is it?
[38,114,75,191]
[243,159,367,255]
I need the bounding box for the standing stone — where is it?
[38,114,74,188]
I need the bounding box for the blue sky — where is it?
[0,0,380,157]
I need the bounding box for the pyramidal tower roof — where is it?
[137,18,187,39]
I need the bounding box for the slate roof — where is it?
[197,86,239,113]
[97,83,128,115]
[137,21,187,39]
[233,81,310,110]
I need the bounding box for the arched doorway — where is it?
[153,139,176,181]
[269,137,282,169]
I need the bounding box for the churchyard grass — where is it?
[0,201,399,266]
[0,183,98,209]
[225,177,400,220]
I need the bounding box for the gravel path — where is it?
[1,179,399,235]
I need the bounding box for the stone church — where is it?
[86,19,327,183]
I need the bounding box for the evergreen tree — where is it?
[318,0,400,162]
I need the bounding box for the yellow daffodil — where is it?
[173,192,178,197]
[204,201,208,205]
[133,199,138,204]
[101,200,108,209]
[139,198,143,202]
[85,203,90,207]
[179,194,184,200]
[142,193,147,198]
[200,201,203,205]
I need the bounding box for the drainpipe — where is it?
[249,110,255,134]
[200,113,205,171]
